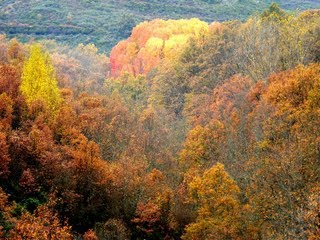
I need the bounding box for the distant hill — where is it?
[0,0,319,53]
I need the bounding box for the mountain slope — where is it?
[0,0,319,53]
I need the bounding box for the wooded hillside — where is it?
[0,4,319,240]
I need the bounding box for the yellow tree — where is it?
[183,163,255,240]
[179,121,225,170]
[247,63,320,239]
[20,44,61,113]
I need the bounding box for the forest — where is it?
[0,3,320,240]
[0,0,319,52]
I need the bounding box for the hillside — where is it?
[0,3,320,239]
[0,0,319,53]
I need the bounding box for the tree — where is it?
[110,18,209,77]
[179,121,225,170]
[0,187,14,238]
[94,219,130,240]
[83,229,98,240]
[20,44,61,113]
[0,132,10,179]
[0,93,13,132]
[236,6,307,82]
[8,200,72,240]
[0,64,20,100]
[182,163,251,240]
[305,185,320,239]
[260,3,287,20]
[105,73,148,111]
[247,64,320,239]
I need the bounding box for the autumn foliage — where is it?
[110,18,209,77]
[0,4,319,240]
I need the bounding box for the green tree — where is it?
[20,44,61,113]
[261,3,287,20]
